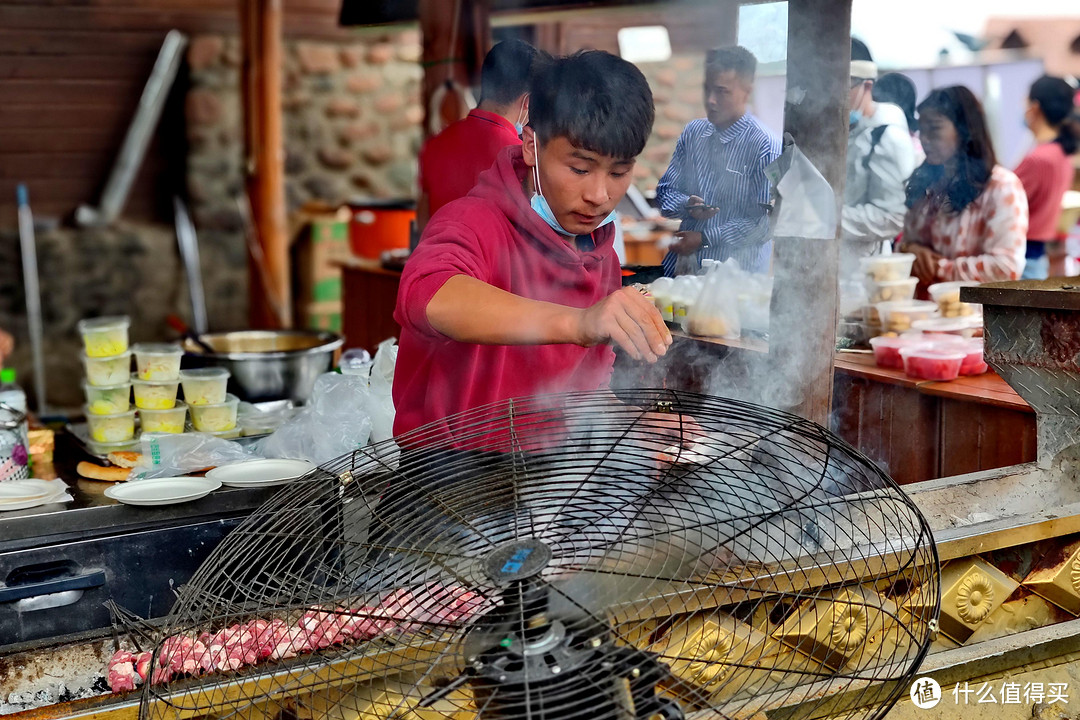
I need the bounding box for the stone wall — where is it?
[185,31,423,235]
[0,222,246,409]
[635,55,705,191]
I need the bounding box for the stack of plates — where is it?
[206,459,315,488]
[0,479,68,512]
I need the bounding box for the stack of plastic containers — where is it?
[180,368,238,437]
[78,316,136,453]
[132,343,185,433]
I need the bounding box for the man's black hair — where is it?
[705,45,757,82]
[873,72,919,133]
[851,37,873,62]
[528,50,654,160]
[1029,75,1079,154]
[478,40,545,107]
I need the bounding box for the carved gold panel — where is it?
[1022,538,1080,616]
[934,558,1018,644]
[771,585,894,671]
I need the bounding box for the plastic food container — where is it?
[180,368,231,406]
[83,351,132,387]
[899,345,965,381]
[85,407,137,443]
[869,335,930,370]
[928,281,980,318]
[863,277,917,304]
[189,394,239,432]
[859,254,916,282]
[87,438,139,457]
[911,317,982,339]
[84,382,132,416]
[77,316,131,358]
[875,300,938,334]
[139,402,187,434]
[933,337,988,376]
[132,377,180,410]
[133,343,184,381]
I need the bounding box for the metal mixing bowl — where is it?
[182,330,343,403]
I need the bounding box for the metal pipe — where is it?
[16,185,47,415]
[174,197,209,336]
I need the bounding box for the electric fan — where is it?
[132,389,939,720]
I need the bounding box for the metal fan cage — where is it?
[135,388,939,720]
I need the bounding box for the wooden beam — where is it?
[419,0,490,141]
[240,0,291,328]
[766,0,851,425]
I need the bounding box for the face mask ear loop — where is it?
[532,134,544,198]
[516,95,529,129]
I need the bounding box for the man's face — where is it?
[704,69,751,128]
[849,79,871,112]
[522,130,635,236]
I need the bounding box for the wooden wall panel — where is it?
[0,0,349,228]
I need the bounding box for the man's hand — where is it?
[901,243,943,285]
[671,231,705,255]
[0,329,12,364]
[686,195,720,221]
[577,287,672,363]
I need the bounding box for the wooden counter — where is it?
[668,333,1036,486]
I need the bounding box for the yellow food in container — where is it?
[206,427,242,439]
[179,367,230,406]
[132,343,183,381]
[83,351,132,387]
[189,394,239,432]
[85,407,137,443]
[84,382,132,415]
[77,316,131,358]
[131,377,180,410]
[139,402,187,434]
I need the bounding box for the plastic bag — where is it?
[133,432,255,479]
[764,138,837,240]
[686,265,741,339]
[367,338,398,443]
[255,372,374,465]
[670,275,703,332]
[736,272,772,335]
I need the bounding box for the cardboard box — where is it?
[292,214,350,315]
[301,300,342,334]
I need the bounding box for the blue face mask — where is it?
[530,134,617,237]
[850,110,863,127]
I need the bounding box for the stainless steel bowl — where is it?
[182,330,344,403]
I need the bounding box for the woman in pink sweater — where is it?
[1016,76,1078,280]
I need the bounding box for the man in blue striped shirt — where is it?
[657,46,781,276]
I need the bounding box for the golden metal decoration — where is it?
[935,559,1018,644]
[772,585,892,670]
[955,572,995,624]
[1023,538,1080,616]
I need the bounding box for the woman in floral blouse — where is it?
[899,86,1028,284]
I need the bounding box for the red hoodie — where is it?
[392,145,621,440]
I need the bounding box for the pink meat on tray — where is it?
[106,651,140,693]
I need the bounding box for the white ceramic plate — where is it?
[206,459,315,488]
[105,477,221,506]
[0,478,56,503]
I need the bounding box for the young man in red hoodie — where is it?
[393,50,670,439]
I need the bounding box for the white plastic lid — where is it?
[77,316,131,332]
[180,367,231,380]
[132,342,183,356]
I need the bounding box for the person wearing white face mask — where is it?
[842,38,916,275]
[416,40,548,231]
[392,51,671,440]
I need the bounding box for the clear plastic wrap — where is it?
[366,337,398,443]
[686,266,741,339]
[133,432,255,479]
[255,373,374,465]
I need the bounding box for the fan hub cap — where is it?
[483,539,552,585]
